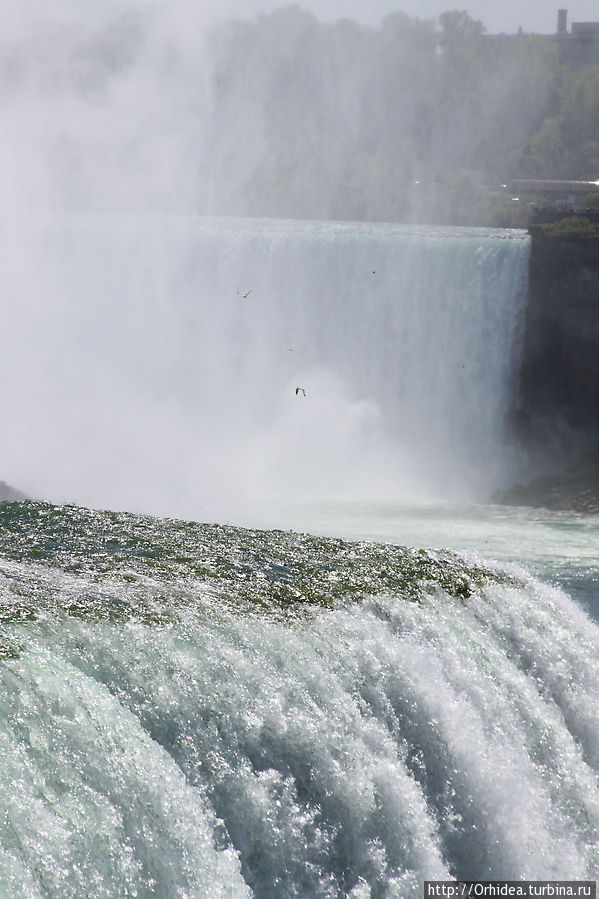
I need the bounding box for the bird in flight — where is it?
[237,289,252,299]
[295,387,306,396]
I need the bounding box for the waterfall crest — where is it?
[0,504,598,894]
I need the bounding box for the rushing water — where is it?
[1,217,597,896]
[0,501,598,898]
[252,499,599,622]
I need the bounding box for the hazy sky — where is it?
[219,1,599,35]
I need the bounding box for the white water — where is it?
[1,544,598,896]
[0,216,529,520]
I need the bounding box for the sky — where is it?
[218,1,599,35]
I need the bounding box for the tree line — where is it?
[202,6,599,226]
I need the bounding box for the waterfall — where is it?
[0,504,598,895]
[0,216,529,519]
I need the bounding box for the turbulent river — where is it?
[0,500,598,898]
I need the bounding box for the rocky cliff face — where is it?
[512,218,599,468]
[498,213,599,511]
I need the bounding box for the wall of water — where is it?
[0,216,529,520]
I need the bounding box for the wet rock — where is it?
[492,449,599,514]
[511,215,599,467]
[0,480,29,502]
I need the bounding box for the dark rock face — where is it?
[492,450,599,514]
[515,226,599,460]
[0,481,28,502]
[496,214,599,513]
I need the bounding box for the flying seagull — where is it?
[237,289,252,299]
[295,387,306,396]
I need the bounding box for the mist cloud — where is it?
[0,0,219,213]
[0,2,555,520]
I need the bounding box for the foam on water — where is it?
[0,642,250,898]
[1,506,597,896]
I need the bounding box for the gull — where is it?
[295,387,306,396]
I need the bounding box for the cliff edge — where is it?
[516,212,599,453]
[499,210,599,512]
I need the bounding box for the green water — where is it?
[237,498,599,622]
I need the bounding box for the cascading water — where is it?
[0,503,598,898]
[1,216,529,520]
[1,3,597,893]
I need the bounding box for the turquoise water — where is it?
[244,499,599,621]
[0,499,598,897]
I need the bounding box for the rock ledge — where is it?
[492,450,599,514]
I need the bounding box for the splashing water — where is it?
[0,502,598,897]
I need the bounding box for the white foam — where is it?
[3,558,597,894]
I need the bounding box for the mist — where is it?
[203,7,574,226]
[0,2,548,522]
[0,0,215,516]
[0,0,220,214]
[1,3,577,221]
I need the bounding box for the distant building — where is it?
[509,179,599,207]
[555,9,599,67]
